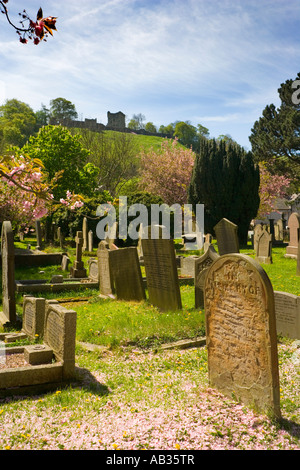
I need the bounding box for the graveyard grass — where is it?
[0,241,300,450]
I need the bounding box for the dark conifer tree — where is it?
[188,138,260,246]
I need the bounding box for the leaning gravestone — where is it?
[195,246,219,309]
[69,231,87,278]
[109,247,145,301]
[274,291,300,340]
[0,221,17,326]
[142,230,182,311]
[286,212,300,258]
[214,218,239,255]
[255,227,272,264]
[97,241,114,298]
[204,253,281,418]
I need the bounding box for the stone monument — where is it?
[214,218,239,255]
[69,231,87,278]
[0,221,17,326]
[97,241,114,298]
[255,227,272,264]
[109,247,145,301]
[204,253,281,418]
[286,212,300,258]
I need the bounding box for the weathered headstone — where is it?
[105,221,118,249]
[43,300,77,379]
[97,241,114,298]
[88,230,93,252]
[194,246,219,309]
[286,212,300,257]
[82,217,88,252]
[180,255,199,277]
[0,221,17,326]
[61,254,71,271]
[214,218,239,255]
[274,291,300,340]
[203,233,212,252]
[253,223,264,253]
[22,296,46,340]
[142,234,182,311]
[204,254,281,418]
[57,226,64,249]
[69,231,87,278]
[109,247,145,301]
[35,220,43,250]
[88,258,99,282]
[255,227,272,264]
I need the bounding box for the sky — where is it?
[0,0,299,149]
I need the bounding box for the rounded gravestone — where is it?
[204,253,281,418]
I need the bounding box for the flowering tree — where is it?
[0,153,83,230]
[139,138,195,206]
[257,163,290,218]
[0,1,57,44]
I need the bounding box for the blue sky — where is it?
[0,0,299,149]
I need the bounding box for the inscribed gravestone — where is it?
[97,241,114,298]
[141,235,182,311]
[274,291,300,340]
[0,221,16,326]
[214,218,239,255]
[204,254,281,418]
[22,296,46,340]
[109,247,145,301]
[88,258,99,282]
[69,231,87,278]
[255,227,272,264]
[180,255,199,277]
[43,300,77,379]
[286,212,300,257]
[194,246,219,309]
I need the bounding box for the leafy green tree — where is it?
[127,113,146,130]
[18,125,97,200]
[159,123,175,135]
[49,97,78,125]
[188,138,260,245]
[35,103,50,129]
[197,124,210,139]
[249,72,300,190]
[174,121,197,148]
[0,98,37,149]
[144,122,157,133]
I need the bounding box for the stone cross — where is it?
[69,231,87,278]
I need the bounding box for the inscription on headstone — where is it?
[142,236,182,311]
[214,218,239,255]
[204,254,281,418]
[22,296,46,340]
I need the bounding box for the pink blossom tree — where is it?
[139,138,195,206]
[257,163,290,218]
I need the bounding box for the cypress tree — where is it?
[188,139,260,246]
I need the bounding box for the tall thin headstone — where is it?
[35,220,43,250]
[97,241,114,298]
[214,218,239,255]
[142,227,182,311]
[82,217,88,252]
[88,230,93,252]
[204,254,281,418]
[69,231,87,278]
[0,221,17,326]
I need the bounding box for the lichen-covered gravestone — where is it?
[204,254,281,418]
[286,212,300,257]
[0,221,17,326]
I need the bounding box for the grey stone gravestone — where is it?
[286,212,300,257]
[88,230,93,252]
[22,296,46,340]
[88,258,99,282]
[214,218,239,255]
[109,247,145,301]
[274,291,300,340]
[255,227,272,264]
[253,223,264,253]
[141,234,182,311]
[180,255,199,277]
[0,221,17,326]
[105,221,118,249]
[204,254,281,419]
[97,241,114,298]
[61,254,71,271]
[82,217,88,252]
[194,246,219,309]
[69,231,87,278]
